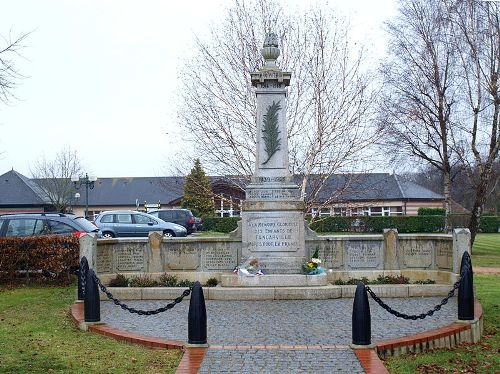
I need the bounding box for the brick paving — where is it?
[99,297,459,373]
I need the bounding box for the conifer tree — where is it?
[181,159,215,216]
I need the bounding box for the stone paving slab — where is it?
[100,297,458,345]
[198,348,364,374]
[100,297,458,373]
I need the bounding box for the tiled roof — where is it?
[0,170,443,207]
[0,170,50,205]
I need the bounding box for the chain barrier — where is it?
[79,267,87,298]
[366,258,471,320]
[92,272,192,316]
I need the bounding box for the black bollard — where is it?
[188,281,207,345]
[78,256,89,301]
[458,251,474,320]
[84,268,101,323]
[352,282,371,346]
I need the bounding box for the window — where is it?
[371,207,383,216]
[116,214,132,224]
[100,214,114,223]
[319,208,331,217]
[48,221,76,234]
[6,219,38,236]
[134,214,154,224]
[390,206,403,216]
[160,211,174,221]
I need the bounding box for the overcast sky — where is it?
[0,0,396,178]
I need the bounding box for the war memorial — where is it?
[74,32,483,373]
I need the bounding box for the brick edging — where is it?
[69,302,184,349]
[375,299,483,360]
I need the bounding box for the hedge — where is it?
[202,215,499,233]
[202,217,241,233]
[418,207,446,216]
[0,235,79,280]
[309,215,446,233]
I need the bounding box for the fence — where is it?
[78,256,207,345]
[351,251,475,346]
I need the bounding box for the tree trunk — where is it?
[443,169,452,232]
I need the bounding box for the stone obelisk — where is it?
[241,32,306,274]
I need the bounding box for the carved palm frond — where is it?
[261,100,282,165]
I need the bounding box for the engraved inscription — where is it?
[256,176,286,183]
[96,247,112,273]
[116,247,145,271]
[346,242,381,269]
[246,219,300,252]
[247,189,299,200]
[204,248,238,270]
[318,243,343,269]
[436,242,452,269]
[402,241,433,268]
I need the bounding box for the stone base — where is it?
[220,273,327,287]
[209,285,340,300]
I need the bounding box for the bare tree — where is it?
[378,0,458,228]
[0,30,30,104]
[446,0,500,243]
[31,147,83,212]
[177,0,378,213]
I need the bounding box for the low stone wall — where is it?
[80,228,470,284]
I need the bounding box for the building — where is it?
[0,170,444,218]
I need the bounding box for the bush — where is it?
[372,274,409,284]
[108,274,129,287]
[418,207,446,216]
[205,277,218,287]
[479,216,500,233]
[159,273,178,287]
[128,274,159,287]
[176,279,195,288]
[202,217,241,233]
[310,215,446,233]
[0,235,79,281]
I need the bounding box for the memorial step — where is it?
[220,273,328,287]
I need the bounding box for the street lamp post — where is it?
[71,173,97,219]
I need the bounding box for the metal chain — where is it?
[79,267,87,298]
[366,258,470,320]
[93,273,192,315]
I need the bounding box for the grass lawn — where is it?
[0,285,182,374]
[385,233,499,373]
[472,233,500,268]
[385,273,500,373]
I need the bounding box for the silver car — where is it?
[94,210,187,238]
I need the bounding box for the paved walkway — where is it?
[101,297,458,373]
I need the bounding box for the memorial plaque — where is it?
[166,247,200,270]
[401,240,433,268]
[346,241,381,269]
[258,256,304,274]
[203,247,238,270]
[96,247,112,273]
[318,243,343,269]
[116,247,145,271]
[247,188,300,200]
[436,242,452,269]
[243,214,303,252]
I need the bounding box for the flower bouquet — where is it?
[233,257,264,276]
[302,248,325,275]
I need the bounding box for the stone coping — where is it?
[98,283,458,301]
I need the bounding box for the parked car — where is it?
[194,217,203,231]
[148,209,196,234]
[0,212,101,238]
[94,210,187,238]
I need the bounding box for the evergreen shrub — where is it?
[202,217,241,233]
[418,207,446,215]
